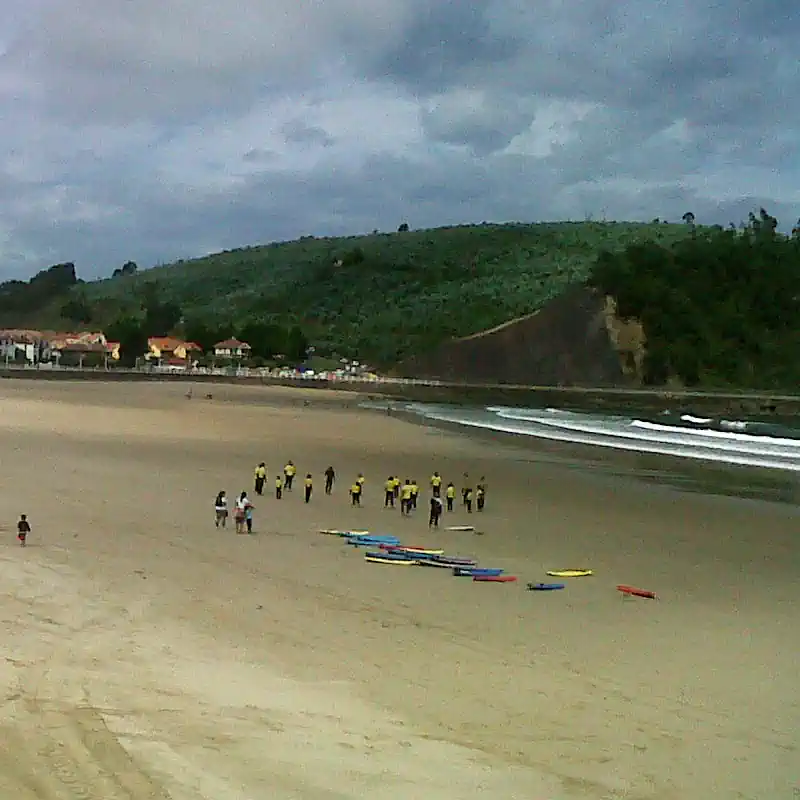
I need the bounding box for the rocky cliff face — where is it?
[395,286,643,387]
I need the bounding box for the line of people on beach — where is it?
[213,464,487,533]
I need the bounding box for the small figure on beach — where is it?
[324,465,335,494]
[464,487,474,514]
[349,480,362,506]
[384,476,396,508]
[392,476,401,500]
[17,514,31,547]
[304,473,313,503]
[275,475,283,499]
[445,482,456,512]
[410,479,419,509]
[476,477,487,512]
[429,496,443,528]
[461,473,472,507]
[356,473,365,496]
[283,461,296,490]
[235,492,253,534]
[430,471,442,498]
[254,462,267,495]
[400,480,413,515]
[214,491,228,528]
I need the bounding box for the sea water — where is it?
[369,402,800,473]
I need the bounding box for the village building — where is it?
[213,338,251,359]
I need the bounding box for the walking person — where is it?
[304,473,313,503]
[429,496,443,528]
[349,480,362,506]
[214,491,228,528]
[324,466,335,495]
[430,471,442,498]
[235,492,253,534]
[254,463,267,495]
[17,514,31,547]
[384,476,395,508]
[464,487,474,514]
[275,475,283,500]
[400,480,413,515]
[461,473,472,507]
[410,479,419,510]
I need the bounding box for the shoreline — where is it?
[3,366,800,417]
[387,405,800,507]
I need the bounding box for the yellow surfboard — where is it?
[365,556,418,565]
[392,547,444,555]
[546,569,593,578]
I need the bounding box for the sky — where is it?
[0,0,798,280]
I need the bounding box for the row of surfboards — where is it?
[319,529,657,598]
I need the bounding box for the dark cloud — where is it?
[0,0,798,279]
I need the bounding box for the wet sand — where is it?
[0,380,797,799]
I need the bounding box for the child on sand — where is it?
[304,473,313,503]
[214,491,228,528]
[17,514,31,546]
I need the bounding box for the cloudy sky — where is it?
[1,0,798,280]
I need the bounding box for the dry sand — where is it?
[0,379,797,799]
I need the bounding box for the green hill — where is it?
[70,221,693,365]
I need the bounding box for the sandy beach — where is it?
[0,379,797,799]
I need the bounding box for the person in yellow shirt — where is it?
[357,473,365,496]
[275,475,283,500]
[400,479,413,515]
[392,476,401,499]
[304,473,313,504]
[410,479,419,510]
[254,462,267,495]
[350,481,362,506]
[384,476,396,508]
[430,471,442,498]
[476,477,487,512]
[283,461,296,490]
[464,487,474,513]
[445,482,456,512]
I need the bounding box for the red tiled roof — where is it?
[214,338,251,349]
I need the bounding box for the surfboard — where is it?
[546,569,593,578]
[445,526,475,532]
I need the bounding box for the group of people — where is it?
[381,471,487,528]
[213,465,487,533]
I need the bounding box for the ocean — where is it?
[363,401,800,474]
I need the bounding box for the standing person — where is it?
[430,471,442,498]
[461,473,472,507]
[254,463,267,495]
[429,495,443,528]
[275,475,283,500]
[234,494,246,534]
[464,487,474,514]
[445,482,456,512]
[324,466,335,495]
[410,479,419,510]
[349,480,362,506]
[400,480,413,515]
[244,497,255,533]
[384,476,395,508]
[17,514,31,547]
[283,461,296,490]
[304,473,313,503]
[214,491,228,528]
[356,473,365,497]
[392,475,401,500]
[476,477,487,512]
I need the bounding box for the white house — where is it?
[0,330,49,364]
[213,338,252,359]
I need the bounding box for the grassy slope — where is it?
[73,222,695,365]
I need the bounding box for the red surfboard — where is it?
[473,575,517,583]
[617,584,657,599]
